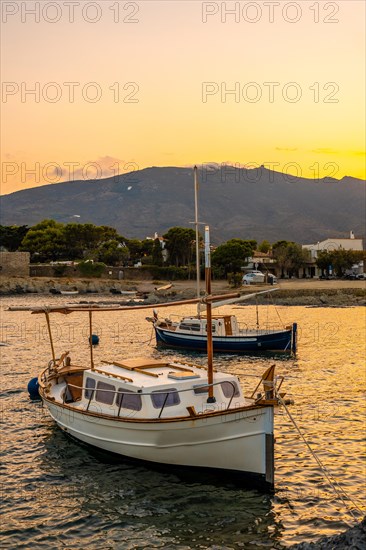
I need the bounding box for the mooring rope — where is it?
[146,325,154,346]
[276,391,363,522]
[136,325,155,346]
[268,291,286,329]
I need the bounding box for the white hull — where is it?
[36,350,278,488]
[45,398,273,480]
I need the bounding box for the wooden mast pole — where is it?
[194,165,201,305]
[205,225,215,403]
[44,310,56,364]
[89,310,95,371]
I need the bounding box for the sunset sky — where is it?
[1,0,365,194]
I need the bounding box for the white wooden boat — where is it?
[35,350,280,488]
[29,227,284,489]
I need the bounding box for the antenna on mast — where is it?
[205,225,215,403]
[194,165,200,301]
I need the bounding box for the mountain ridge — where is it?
[1,166,365,244]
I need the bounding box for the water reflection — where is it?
[1,297,365,548]
[33,425,282,549]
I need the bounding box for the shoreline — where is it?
[0,276,365,306]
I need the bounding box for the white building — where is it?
[302,231,364,276]
[302,231,363,260]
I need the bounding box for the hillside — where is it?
[1,166,365,243]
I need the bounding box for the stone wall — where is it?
[29,264,152,280]
[0,251,30,277]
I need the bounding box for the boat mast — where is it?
[205,225,215,403]
[44,310,56,364]
[194,165,200,301]
[89,310,95,370]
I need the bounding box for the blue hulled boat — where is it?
[147,167,297,355]
[149,313,297,354]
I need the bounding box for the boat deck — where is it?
[96,357,217,389]
[46,357,248,420]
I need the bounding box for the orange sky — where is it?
[1,0,365,195]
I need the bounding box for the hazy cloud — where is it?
[350,150,365,157]
[56,156,134,181]
[310,148,339,154]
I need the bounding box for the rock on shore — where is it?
[290,517,366,549]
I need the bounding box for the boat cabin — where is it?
[163,315,239,337]
[54,357,244,420]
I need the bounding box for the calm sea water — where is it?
[1,295,365,549]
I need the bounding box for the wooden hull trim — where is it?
[39,387,271,424]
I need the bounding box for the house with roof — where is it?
[242,251,276,274]
[302,231,364,277]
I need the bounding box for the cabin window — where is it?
[116,388,142,411]
[221,381,240,398]
[85,377,96,399]
[179,322,201,332]
[96,381,116,405]
[151,388,180,408]
[204,323,216,333]
[193,384,209,394]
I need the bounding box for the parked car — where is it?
[342,273,357,280]
[242,271,277,285]
[356,273,366,280]
[242,271,265,284]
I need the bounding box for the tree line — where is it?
[0,221,364,278]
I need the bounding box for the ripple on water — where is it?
[1,299,365,548]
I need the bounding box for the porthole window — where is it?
[221,381,240,398]
[179,322,201,332]
[96,381,115,405]
[151,388,180,408]
[193,385,209,394]
[116,388,142,411]
[85,377,96,399]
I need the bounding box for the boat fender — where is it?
[89,334,99,346]
[27,377,41,400]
